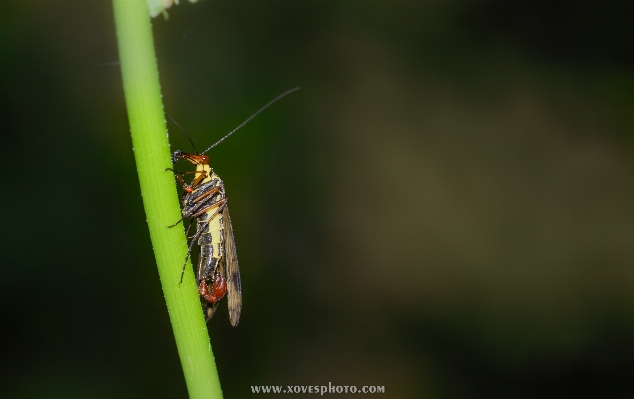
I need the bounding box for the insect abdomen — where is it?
[196,201,225,282]
[197,221,217,283]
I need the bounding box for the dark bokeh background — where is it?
[2,1,634,398]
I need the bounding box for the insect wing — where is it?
[202,299,219,322]
[222,206,242,326]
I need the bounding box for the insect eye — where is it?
[201,155,210,164]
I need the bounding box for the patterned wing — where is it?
[222,206,242,326]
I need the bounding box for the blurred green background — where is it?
[2,1,634,398]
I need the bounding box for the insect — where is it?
[168,87,300,326]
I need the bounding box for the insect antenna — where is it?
[166,112,199,154]
[201,87,300,154]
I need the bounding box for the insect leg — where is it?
[184,217,195,238]
[175,187,223,229]
[174,175,191,191]
[165,168,201,178]
[166,168,208,190]
[189,170,208,188]
[191,198,227,218]
[179,228,203,284]
[168,218,185,228]
[169,184,221,228]
[190,186,221,205]
[165,167,187,175]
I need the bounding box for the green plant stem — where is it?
[112,1,223,397]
